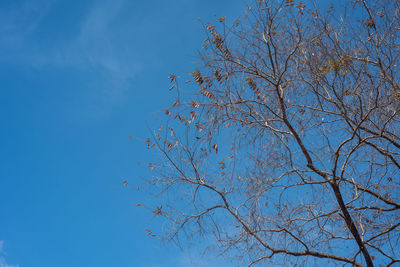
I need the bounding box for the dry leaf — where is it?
[212,144,218,153]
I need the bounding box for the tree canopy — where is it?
[146,0,400,266]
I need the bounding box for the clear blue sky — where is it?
[0,0,244,266]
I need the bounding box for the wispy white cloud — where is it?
[0,258,19,267]
[0,0,51,47]
[0,241,19,267]
[0,0,142,115]
[53,0,141,89]
[0,0,140,77]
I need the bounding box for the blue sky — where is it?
[0,0,244,266]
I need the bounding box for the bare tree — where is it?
[146,0,400,266]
